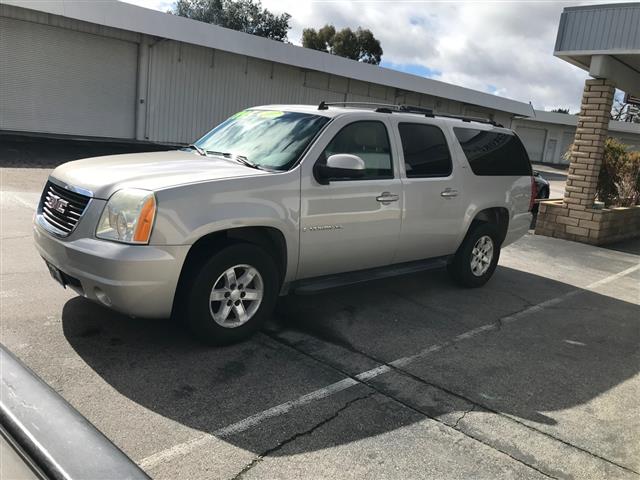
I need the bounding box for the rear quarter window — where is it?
[453,128,532,176]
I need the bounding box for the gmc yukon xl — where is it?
[34,103,534,344]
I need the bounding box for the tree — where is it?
[551,108,570,114]
[611,98,640,123]
[172,0,291,42]
[302,25,383,65]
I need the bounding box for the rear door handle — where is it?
[440,188,458,198]
[376,192,399,204]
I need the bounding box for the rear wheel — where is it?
[448,223,501,288]
[181,243,279,345]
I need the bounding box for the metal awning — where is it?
[554,3,640,96]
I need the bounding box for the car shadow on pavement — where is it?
[61,265,639,457]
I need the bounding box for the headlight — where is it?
[96,189,156,244]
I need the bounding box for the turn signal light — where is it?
[133,196,156,243]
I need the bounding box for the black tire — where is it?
[448,223,501,288]
[180,243,279,345]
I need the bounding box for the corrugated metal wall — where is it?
[143,40,486,144]
[145,42,346,143]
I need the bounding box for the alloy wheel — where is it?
[209,264,264,328]
[470,235,494,277]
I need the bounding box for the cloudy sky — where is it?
[122,0,617,112]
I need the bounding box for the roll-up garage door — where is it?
[0,17,137,139]
[516,127,546,163]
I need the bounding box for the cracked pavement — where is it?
[1,165,639,479]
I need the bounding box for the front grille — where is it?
[39,181,91,235]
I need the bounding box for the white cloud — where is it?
[121,0,174,12]
[121,0,617,113]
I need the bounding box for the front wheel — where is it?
[181,243,279,345]
[448,223,501,288]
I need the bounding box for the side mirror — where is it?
[314,154,366,184]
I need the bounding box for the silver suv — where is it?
[34,103,534,344]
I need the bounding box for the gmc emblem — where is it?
[46,194,69,214]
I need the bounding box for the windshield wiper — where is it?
[185,144,207,156]
[206,151,265,170]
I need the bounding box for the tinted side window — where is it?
[321,121,393,179]
[454,128,532,176]
[399,123,452,177]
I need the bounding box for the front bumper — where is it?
[34,217,189,319]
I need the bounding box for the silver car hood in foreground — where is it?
[50,150,270,199]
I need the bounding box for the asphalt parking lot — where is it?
[1,165,639,480]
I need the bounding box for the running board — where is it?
[292,256,452,295]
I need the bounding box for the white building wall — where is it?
[513,118,640,165]
[0,3,522,145]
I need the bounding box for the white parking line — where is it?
[139,261,640,471]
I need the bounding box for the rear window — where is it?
[398,123,452,177]
[453,128,532,176]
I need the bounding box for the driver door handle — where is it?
[376,192,399,204]
[440,188,458,198]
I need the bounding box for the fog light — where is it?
[94,288,112,307]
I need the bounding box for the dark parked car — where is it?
[532,170,550,212]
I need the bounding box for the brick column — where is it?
[535,78,619,244]
[563,78,615,210]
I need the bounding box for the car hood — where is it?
[50,150,270,199]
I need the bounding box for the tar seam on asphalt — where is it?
[231,391,376,480]
[138,262,640,475]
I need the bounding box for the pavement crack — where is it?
[453,405,475,429]
[501,289,537,307]
[231,391,375,480]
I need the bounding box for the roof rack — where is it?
[317,101,432,114]
[425,112,502,127]
[317,100,501,127]
[317,101,399,111]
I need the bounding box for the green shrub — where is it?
[598,138,640,207]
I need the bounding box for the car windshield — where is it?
[194,109,330,171]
